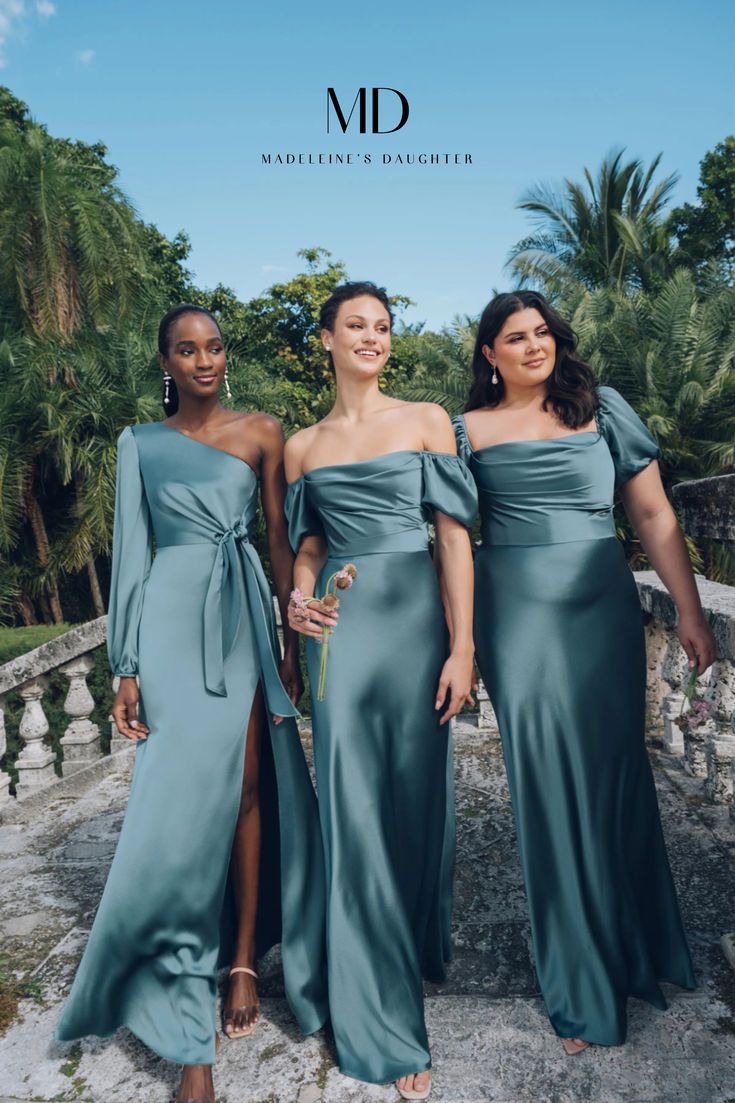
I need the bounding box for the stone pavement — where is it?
[0,719,734,1103]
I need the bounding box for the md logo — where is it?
[326,87,410,134]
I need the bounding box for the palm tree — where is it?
[508,149,679,293]
[18,317,161,620]
[0,121,144,338]
[398,318,477,414]
[575,270,735,581]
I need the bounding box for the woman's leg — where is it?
[176,1063,215,1102]
[222,684,264,1036]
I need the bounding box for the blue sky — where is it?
[4,0,734,329]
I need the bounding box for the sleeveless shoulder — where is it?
[421,451,478,527]
[450,414,473,466]
[597,386,660,488]
[284,478,325,553]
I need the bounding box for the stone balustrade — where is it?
[0,618,107,804]
[1,578,734,820]
[636,571,735,818]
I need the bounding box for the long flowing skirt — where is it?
[56,544,327,1064]
[474,536,695,1045]
[306,549,454,1083]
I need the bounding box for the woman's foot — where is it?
[222,965,260,1039]
[396,1070,431,1100]
[175,1063,215,1103]
[561,1037,590,1056]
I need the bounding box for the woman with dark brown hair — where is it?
[453,290,714,1055]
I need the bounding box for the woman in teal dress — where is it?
[56,305,327,1103]
[453,290,715,1054]
[284,282,477,1100]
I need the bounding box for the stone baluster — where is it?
[661,690,687,756]
[704,661,735,806]
[644,621,669,737]
[0,694,11,806]
[59,653,101,772]
[476,678,498,734]
[15,676,56,794]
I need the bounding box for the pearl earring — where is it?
[224,366,232,399]
[491,365,499,385]
[163,372,171,405]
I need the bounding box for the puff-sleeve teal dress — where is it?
[285,450,477,1084]
[56,423,328,1064]
[453,386,695,1046]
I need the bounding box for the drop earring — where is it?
[163,371,171,405]
[491,365,499,385]
[224,366,232,400]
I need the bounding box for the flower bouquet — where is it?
[674,664,712,734]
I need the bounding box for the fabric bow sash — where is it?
[202,519,297,717]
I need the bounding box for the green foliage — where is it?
[668,137,735,284]
[398,317,477,413]
[0,955,45,1036]
[1,84,733,623]
[508,148,679,293]
[0,623,75,664]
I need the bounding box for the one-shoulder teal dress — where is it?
[285,450,477,1084]
[453,387,695,1046]
[56,423,328,1065]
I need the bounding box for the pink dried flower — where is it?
[335,570,353,590]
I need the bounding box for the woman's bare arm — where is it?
[620,461,716,673]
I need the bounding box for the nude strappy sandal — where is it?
[222,966,259,1040]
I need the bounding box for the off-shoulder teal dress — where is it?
[453,386,695,1046]
[285,450,477,1084]
[56,423,328,1065]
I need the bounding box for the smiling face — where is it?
[321,294,392,380]
[160,312,226,402]
[483,307,557,390]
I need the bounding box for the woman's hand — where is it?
[112,677,150,742]
[677,612,717,674]
[279,653,304,707]
[435,651,475,724]
[287,595,338,641]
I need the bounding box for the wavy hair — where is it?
[466,291,598,428]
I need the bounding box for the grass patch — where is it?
[59,1041,82,1077]
[258,1041,287,1061]
[0,956,46,1036]
[0,623,78,665]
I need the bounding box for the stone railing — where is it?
[0,618,111,806]
[637,571,735,816]
[1,578,734,819]
[0,604,288,813]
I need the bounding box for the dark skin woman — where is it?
[111,308,302,1103]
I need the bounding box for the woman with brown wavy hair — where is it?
[453,290,714,1055]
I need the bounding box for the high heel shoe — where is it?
[222,966,259,1040]
[395,1072,431,1100]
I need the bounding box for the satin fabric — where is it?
[56,424,328,1065]
[285,450,477,1084]
[453,386,695,1046]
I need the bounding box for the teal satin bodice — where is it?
[285,449,477,558]
[107,423,296,712]
[452,385,660,547]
